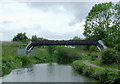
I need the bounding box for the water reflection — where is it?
[2,63,97,82]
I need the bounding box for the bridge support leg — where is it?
[97,40,107,52]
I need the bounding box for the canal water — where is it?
[2,63,97,82]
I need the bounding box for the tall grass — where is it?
[55,46,82,64]
[1,42,52,76]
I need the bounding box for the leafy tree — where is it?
[31,35,48,41]
[83,2,120,47]
[72,36,81,40]
[31,35,37,41]
[12,33,28,42]
[72,36,89,50]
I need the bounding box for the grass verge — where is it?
[89,60,119,70]
[72,60,120,84]
[1,42,55,77]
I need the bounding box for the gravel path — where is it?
[83,60,120,72]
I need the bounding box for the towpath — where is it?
[83,60,120,72]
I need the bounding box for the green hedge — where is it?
[72,60,120,84]
[100,49,116,64]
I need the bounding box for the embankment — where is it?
[72,60,120,84]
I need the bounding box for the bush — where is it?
[115,52,120,64]
[89,45,99,52]
[47,46,56,56]
[90,52,99,61]
[55,47,81,64]
[115,43,120,51]
[100,69,120,84]
[2,57,22,76]
[101,49,116,64]
[17,56,33,66]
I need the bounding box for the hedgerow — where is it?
[72,60,120,84]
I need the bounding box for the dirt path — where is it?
[83,60,120,72]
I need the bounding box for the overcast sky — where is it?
[0,0,119,41]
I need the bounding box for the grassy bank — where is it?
[72,47,120,84]
[89,60,119,70]
[1,42,56,76]
[72,60,120,84]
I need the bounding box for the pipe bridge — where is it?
[24,40,107,55]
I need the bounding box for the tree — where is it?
[72,36,81,40]
[31,35,48,41]
[31,35,38,41]
[12,33,28,42]
[83,2,119,47]
[72,36,89,50]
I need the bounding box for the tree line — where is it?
[12,33,48,42]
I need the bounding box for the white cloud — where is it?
[0,1,86,41]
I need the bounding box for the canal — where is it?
[2,63,97,82]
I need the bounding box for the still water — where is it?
[2,63,97,82]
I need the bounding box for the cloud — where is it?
[0,1,90,41]
[26,2,97,26]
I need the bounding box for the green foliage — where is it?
[31,35,38,41]
[12,33,28,42]
[17,56,34,66]
[90,52,99,61]
[33,48,52,63]
[31,35,48,41]
[46,46,56,61]
[100,69,120,84]
[101,49,116,64]
[2,42,53,76]
[47,46,56,56]
[83,2,120,47]
[115,43,120,51]
[89,46,99,61]
[33,56,48,63]
[72,60,120,84]
[2,57,22,75]
[89,60,119,70]
[89,45,99,52]
[55,47,81,64]
[71,36,89,51]
[72,36,81,40]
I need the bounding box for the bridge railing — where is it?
[32,40,97,46]
[24,40,107,55]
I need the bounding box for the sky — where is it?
[0,0,119,41]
